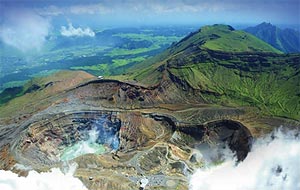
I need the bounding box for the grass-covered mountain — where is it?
[129,24,300,120]
[1,24,299,121]
[244,22,300,53]
[180,24,282,53]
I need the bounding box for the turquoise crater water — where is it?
[60,114,121,161]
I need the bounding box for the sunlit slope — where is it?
[131,25,300,120]
[0,70,95,117]
[173,24,282,53]
[130,24,282,76]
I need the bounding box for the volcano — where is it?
[0,25,299,190]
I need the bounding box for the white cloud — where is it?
[37,5,63,16]
[36,3,112,16]
[144,2,208,14]
[0,164,87,190]
[37,1,223,17]
[60,23,95,37]
[69,3,112,15]
[189,128,300,190]
[0,9,51,52]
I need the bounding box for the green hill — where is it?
[174,24,282,53]
[129,24,300,120]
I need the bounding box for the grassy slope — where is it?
[130,25,300,120]
[168,57,300,119]
[0,70,95,117]
[167,24,281,54]
[203,30,281,53]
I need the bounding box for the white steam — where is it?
[60,129,105,161]
[60,23,95,37]
[0,163,87,190]
[190,128,300,190]
[0,9,50,52]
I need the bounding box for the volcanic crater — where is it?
[1,75,292,190]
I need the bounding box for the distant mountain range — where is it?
[244,22,300,53]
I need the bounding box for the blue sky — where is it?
[0,0,299,52]
[1,0,300,26]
